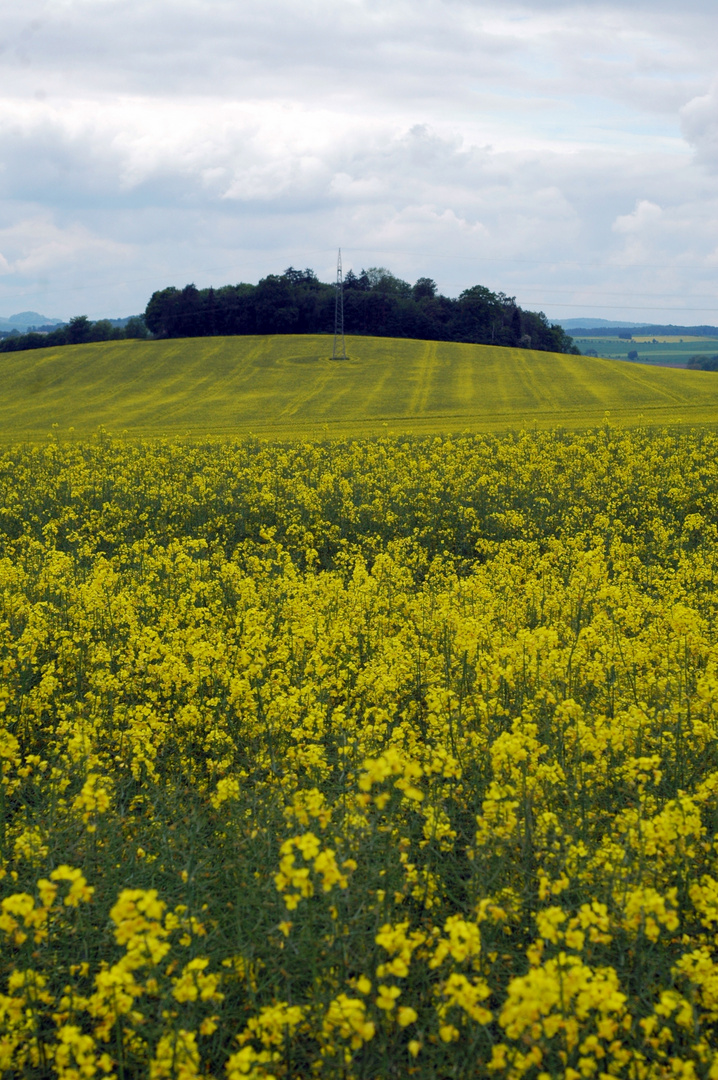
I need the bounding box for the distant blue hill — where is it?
[558,318,651,330]
[0,311,63,331]
[558,318,718,337]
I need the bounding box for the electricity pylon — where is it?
[332,248,347,360]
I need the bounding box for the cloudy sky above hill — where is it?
[0,0,717,322]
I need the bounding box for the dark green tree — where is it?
[67,316,93,344]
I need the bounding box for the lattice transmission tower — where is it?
[332,248,347,360]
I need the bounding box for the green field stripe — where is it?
[407,340,437,416]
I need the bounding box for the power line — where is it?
[517,301,718,313]
[4,245,718,305]
[2,243,717,319]
[340,246,718,273]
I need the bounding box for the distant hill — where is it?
[0,311,63,331]
[2,334,718,441]
[0,314,150,352]
[558,318,652,330]
[558,319,718,337]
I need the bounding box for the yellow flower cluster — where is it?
[4,425,718,1076]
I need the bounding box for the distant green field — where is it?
[574,335,718,366]
[2,334,718,440]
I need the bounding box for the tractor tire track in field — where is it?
[2,333,718,440]
[408,341,439,417]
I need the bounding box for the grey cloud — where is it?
[682,86,718,171]
[1,110,715,320]
[0,0,716,320]
[1,0,713,114]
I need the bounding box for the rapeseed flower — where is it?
[3,427,718,1076]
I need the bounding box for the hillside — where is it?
[2,333,718,440]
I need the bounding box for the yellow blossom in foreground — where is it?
[4,428,718,1078]
[376,985,402,1012]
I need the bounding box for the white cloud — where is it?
[0,0,716,320]
[0,215,131,275]
[613,199,664,235]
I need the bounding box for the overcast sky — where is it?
[1,0,717,322]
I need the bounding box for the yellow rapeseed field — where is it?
[3,425,718,1078]
[3,334,718,439]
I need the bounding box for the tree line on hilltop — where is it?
[144,268,579,353]
[0,267,579,355]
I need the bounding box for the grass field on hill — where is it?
[3,333,718,440]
